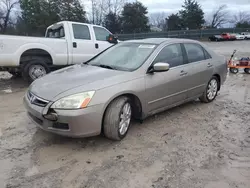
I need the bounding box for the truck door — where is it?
[92,26,114,54]
[71,23,96,64]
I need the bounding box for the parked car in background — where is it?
[24,38,228,141]
[0,21,117,82]
[208,35,224,41]
[234,33,245,40]
[241,32,250,39]
[221,33,236,41]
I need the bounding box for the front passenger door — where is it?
[145,43,189,114]
[93,26,114,53]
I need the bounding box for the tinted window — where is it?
[72,24,91,40]
[153,44,184,68]
[184,43,205,63]
[93,26,110,41]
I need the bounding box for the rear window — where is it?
[46,26,65,38]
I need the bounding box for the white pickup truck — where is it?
[241,32,250,39]
[0,21,117,81]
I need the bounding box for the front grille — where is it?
[27,91,49,107]
[52,122,69,130]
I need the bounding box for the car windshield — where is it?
[88,43,157,71]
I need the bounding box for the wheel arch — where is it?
[213,73,221,90]
[101,92,143,132]
[20,48,53,66]
[15,43,55,66]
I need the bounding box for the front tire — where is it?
[229,68,239,74]
[103,97,132,141]
[199,76,219,103]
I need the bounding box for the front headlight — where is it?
[51,91,95,109]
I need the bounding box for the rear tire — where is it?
[103,97,132,141]
[22,57,50,82]
[199,76,219,103]
[244,68,250,74]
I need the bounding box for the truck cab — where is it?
[45,21,115,64]
[0,21,117,82]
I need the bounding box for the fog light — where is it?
[43,113,58,121]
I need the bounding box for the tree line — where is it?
[0,0,250,36]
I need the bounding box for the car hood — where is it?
[29,64,128,101]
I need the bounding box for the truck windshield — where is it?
[88,43,157,71]
[46,26,65,38]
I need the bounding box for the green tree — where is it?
[19,0,87,36]
[120,2,150,33]
[57,0,87,22]
[20,0,60,36]
[104,12,121,33]
[166,13,182,30]
[179,0,205,29]
[236,21,250,28]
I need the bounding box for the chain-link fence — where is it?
[118,28,250,41]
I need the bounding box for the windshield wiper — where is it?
[93,64,117,70]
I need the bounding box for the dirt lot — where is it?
[0,41,250,188]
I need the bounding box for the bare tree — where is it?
[0,0,18,33]
[208,5,228,28]
[149,12,167,29]
[231,11,250,24]
[89,0,126,25]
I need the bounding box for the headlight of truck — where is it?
[51,91,95,109]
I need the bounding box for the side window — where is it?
[93,26,110,41]
[153,44,184,68]
[203,48,212,59]
[72,24,91,40]
[184,43,206,63]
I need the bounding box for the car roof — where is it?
[123,38,197,45]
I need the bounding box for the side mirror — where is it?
[148,62,170,73]
[107,34,118,44]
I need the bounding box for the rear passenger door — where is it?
[183,43,214,99]
[71,23,96,64]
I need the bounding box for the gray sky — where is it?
[139,0,250,14]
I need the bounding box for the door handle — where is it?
[73,42,77,48]
[207,63,213,68]
[95,43,99,49]
[180,70,187,76]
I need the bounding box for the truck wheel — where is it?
[229,68,239,74]
[244,68,250,74]
[23,58,50,82]
[103,97,132,141]
[199,76,219,103]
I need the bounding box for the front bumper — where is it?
[23,94,104,138]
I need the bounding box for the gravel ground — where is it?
[0,41,250,188]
